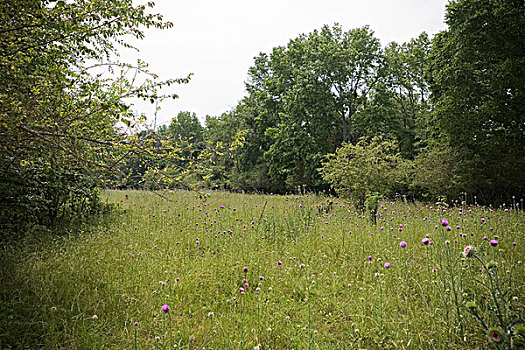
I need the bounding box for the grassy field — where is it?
[1,190,524,349]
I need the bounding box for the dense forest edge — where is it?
[1,0,524,232]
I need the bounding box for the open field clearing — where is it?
[1,190,524,349]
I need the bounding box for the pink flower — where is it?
[161,304,170,313]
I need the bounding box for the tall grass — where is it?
[1,190,523,349]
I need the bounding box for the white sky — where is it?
[121,0,450,127]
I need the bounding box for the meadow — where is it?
[1,190,523,349]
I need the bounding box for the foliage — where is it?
[429,0,525,202]
[463,248,525,349]
[320,136,411,204]
[244,24,384,192]
[411,139,469,200]
[0,0,189,229]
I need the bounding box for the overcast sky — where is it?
[121,0,450,127]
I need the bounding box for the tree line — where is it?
[120,0,524,205]
[1,0,523,231]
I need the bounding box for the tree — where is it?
[429,0,525,202]
[0,0,189,229]
[244,24,383,191]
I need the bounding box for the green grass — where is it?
[1,190,524,349]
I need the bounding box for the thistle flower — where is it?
[488,327,503,343]
[489,240,499,247]
[399,241,407,248]
[384,262,390,268]
[161,304,170,313]
[422,238,429,245]
[462,245,476,258]
[441,218,448,226]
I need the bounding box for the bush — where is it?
[319,136,411,204]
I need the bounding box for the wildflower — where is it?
[299,263,305,268]
[92,315,98,319]
[368,255,373,261]
[50,306,57,312]
[422,238,429,245]
[277,260,282,265]
[243,266,248,273]
[462,245,476,258]
[512,242,517,246]
[489,240,499,247]
[399,241,407,248]
[161,304,170,313]
[259,276,264,281]
[488,327,503,343]
[441,218,449,226]
[384,262,390,268]
[239,287,245,293]
[481,217,486,224]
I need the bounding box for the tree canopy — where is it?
[0,0,189,229]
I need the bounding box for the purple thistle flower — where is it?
[489,240,499,247]
[441,218,449,226]
[161,304,170,313]
[277,260,282,265]
[384,262,390,269]
[368,256,373,261]
[512,242,517,246]
[243,266,248,273]
[399,241,407,248]
[490,329,502,343]
[239,287,245,293]
[259,276,264,281]
[422,238,429,245]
